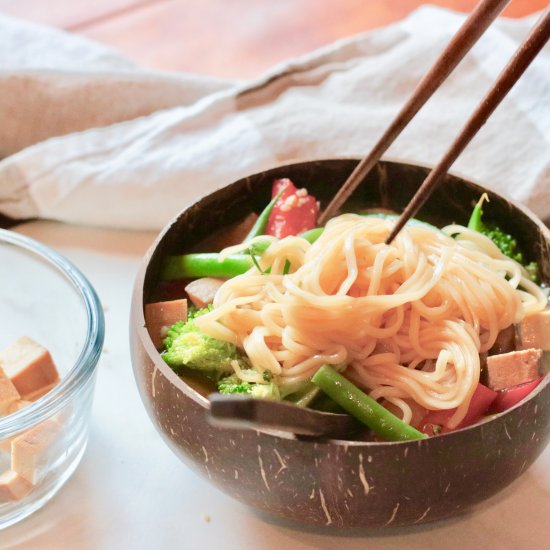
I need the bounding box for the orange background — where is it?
[1,0,546,78]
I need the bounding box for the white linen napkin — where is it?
[0,6,548,230]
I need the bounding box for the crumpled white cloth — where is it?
[0,6,548,230]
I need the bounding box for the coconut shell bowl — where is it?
[130,159,550,529]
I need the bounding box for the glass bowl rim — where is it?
[0,228,104,439]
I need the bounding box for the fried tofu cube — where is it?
[0,470,33,502]
[11,419,61,484]
[0,439,10,454]
[7,400,32,415]
[0,337,59,401]
[0,401,32,453]
[185,278,224,309]
[145,299,188,350]
[486,348,542,391]
[0,368,20,415]
[0,447,9,472]
[519,310,550,351]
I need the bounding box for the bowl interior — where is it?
[142,158,550,404]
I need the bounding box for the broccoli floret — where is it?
[218,374,253,394]
[251,384,280,399]
[468,194,539,282]
[525,261,539,282]
[217,373,280,400]
[162,307,238,374]
[482,226,524,263]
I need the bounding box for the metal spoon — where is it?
[208,394,360,438]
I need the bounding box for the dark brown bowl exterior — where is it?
[130,159,550,529]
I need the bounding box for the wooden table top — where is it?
[1,0,546,79]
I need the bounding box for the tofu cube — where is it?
[486,348,542,391]
[519,310,550,351]
[145,299,187,350]
[0,470,33,502]
[0,401,31,453]
[0,448,9,471]
[0,368,20,415]
[7,400,32,415]
[185,278,224,309]
[11,419,61,484]
[0,337,59,401]
[0,437,11,454]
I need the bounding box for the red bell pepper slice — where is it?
[266,178,319,238]
[490,376,544,413]
[420,383,498,435]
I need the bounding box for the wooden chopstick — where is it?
[318,0,512,225]
[386,8,550,245]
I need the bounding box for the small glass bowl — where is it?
[0,228,104,529]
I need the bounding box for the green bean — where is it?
[243,188,285,242]
[311,365,427,442]
[247,239,270,256]
[160,226,324,281]
[300,227,324,243]
[160,253,253,280]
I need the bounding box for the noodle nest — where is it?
[195,214,546,427]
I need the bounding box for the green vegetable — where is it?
[162,307,240,374]
[160,212,435,281]
[467,194,539,281]
[161,253,253,280]
[467,194,486,233]
[311,365,427,442]
[524,261,539,282]
[300,227,324,244]
[243,188,285,242]
[281,382,319,407]
[217,374,280,399]
[247,239,271,256]
[161,229,322,281]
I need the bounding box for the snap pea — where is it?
[161,253,253,280]
[161,228,323,280]
[311,365,427,442]
[160,213,436,281]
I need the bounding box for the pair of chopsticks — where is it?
[319,0,550,243]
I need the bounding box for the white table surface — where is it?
[3,219,550,550]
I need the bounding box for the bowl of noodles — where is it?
[130,159,550,528]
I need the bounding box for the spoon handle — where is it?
[318,0,511,224]
[208,394,359,437]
